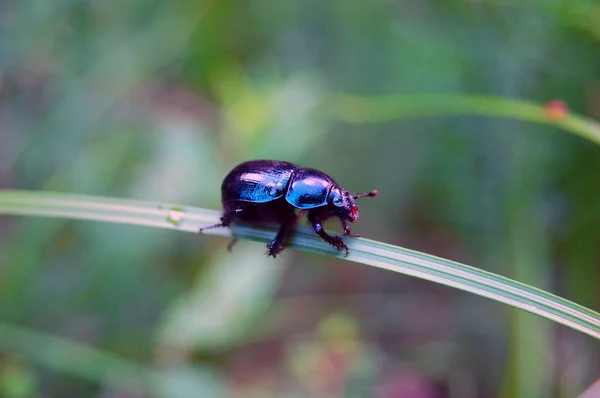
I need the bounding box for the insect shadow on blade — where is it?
[200,160,377,257]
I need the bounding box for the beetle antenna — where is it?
[353,190,378,200]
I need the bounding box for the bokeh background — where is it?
[1,1,600,397]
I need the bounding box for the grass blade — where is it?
[1,189,599,340]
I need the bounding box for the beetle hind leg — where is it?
[199,207,242,232]
[200,208,243,253]
[199,215,230,232]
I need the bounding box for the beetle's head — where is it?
[329,187,378,222]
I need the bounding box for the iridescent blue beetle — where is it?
[200,160,377,257]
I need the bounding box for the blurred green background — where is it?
[1,0,600,397]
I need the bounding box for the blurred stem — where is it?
[565,204,600,309]
[326,94,600,146]
[0,190,599,343]
[501,133,552,398]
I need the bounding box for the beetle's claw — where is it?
[327,235,350,256]
[335,241,350,256]
[266,242,284,258]
[267,249,282,258]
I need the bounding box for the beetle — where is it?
[200,160,377,257]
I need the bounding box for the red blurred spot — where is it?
[545,100,569,120]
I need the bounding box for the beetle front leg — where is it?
[341,218,360,238]
[308,213,349,256]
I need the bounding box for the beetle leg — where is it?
[200,207,246,252]
[341,218,360,238]
[199,208,242,232]
[227,238,238,252]
[267,220,294,258]
[199,218,227,231]
[308,213,349,256]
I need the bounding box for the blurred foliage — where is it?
[1,0,600,397]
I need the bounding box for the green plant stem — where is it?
[327,94,600,146]
[1,189,599,341]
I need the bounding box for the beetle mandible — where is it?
[200,160,377,257]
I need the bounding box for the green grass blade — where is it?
[0,322,222,398]
[1,189,599,340]
[0,322,160,395]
